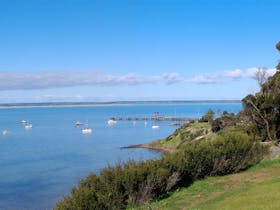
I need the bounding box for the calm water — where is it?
[0,103,241,210]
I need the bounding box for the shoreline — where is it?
[0,100,241,109]
[121,144,173,155]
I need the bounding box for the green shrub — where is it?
[211,114,236,133]
[199,109,215,123]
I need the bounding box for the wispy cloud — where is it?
[0,67,276,90]
[189,67,277,84]
[0,71,184,90]
[188,74,218,84]
[223,69,243,79]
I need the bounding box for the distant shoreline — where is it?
[0,100,241,109]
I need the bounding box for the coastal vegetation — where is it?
[56,130,266,210]
[134,158,280,210]
[147,122,212,152]
[55,42,280,209]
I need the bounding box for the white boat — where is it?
[107,119,117,125]
[82,128,92,134]
[144,121,148,126]
[82,120,92,134]
[133,121,137,126]
[152,125,160,129]
[21,120,27,124]
[25,124,33,129]
[2,130,9,135]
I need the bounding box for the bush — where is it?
[55,131,268,210]
[211,113,237,133]
[199,109,215,123]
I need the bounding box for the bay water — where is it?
[0,103,241,210]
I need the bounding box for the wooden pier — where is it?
[109,116,198,122]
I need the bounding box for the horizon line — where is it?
[0,99,242,108]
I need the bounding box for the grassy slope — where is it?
[147,122,212,151]
[133,158,280,210]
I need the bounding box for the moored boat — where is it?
[25,124,33,129]
[75,121,83,126]
[152,125,160,129]
[82,128,92,134]
[107,119,117,125]
[2,130,10,135]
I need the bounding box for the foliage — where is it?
[276,41,280,51]
[276,41,280,70]
[211,112,237,133]
[174,130,267,177]
[143,158,280,210]
[199,109,215,123]
[242,71,280,142]
[235,41,280,143]
[162,122,211,148]
[55,131,267,210]
[254,67,269,87]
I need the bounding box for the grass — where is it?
[131,158,280,210]
[148,122,212,149]
[188,122,210,129]
[194,178,280,210]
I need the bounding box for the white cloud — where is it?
[0,67,276,90]
[0,71,185,90]
[188,67,277,84]
[188,74,218,84]
[223,69,243,79]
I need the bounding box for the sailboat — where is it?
[107,119,117,126]
[82,127,92,134]
[2,129,10,135]
[75,121,83,126]
[25,121,33,129]
[170,108,181,126]
[151,112,160,129]
[152,125,160,129]
[82,120,92,134]
[21,120,27,124]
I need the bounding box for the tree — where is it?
[211,113,236,133]
[200,109,215,123]
[276,41,280,51]
[254,67,268,87]
[276,41,280,70]
[241,42,280,142]
[242,94,273,141]
[242,72,280,142]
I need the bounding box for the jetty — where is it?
[109,114,198,122]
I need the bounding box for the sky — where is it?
[0,0,279,103]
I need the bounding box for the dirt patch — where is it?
[190,132,213,144]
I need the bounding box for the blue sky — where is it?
[0,0,279,102]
